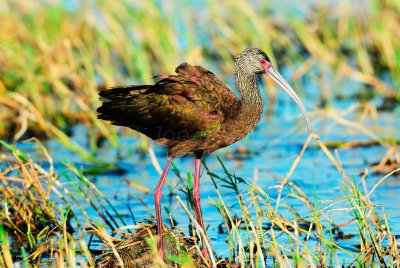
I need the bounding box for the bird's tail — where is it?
[96,85,151,124]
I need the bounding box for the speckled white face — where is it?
[236,48,312,133]
[236,48,270,75]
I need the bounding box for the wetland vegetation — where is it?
[1,0,400,267]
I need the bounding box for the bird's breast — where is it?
[198,117,259,153]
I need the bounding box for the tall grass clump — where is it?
[197,134,399,267]
[0,139,218,267]
[0,138,128,266]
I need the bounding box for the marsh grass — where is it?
[0,139,125,267]
[199,133,399,267]
[1,136,400,266]
[0,137,215,267]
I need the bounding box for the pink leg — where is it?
[193,153,210,259]
[193,154,206,231]
[154,157,173,257]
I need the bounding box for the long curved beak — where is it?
[267,66,312,133]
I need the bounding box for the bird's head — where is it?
[235,48,271,74]
[236,48,312,133]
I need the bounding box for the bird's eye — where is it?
[259,59,271,70]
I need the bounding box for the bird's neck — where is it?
[234,72,263,130]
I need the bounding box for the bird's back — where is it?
[97,63,239,145]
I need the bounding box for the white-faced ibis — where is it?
[97,48,312,258]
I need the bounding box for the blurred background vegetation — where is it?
[1,0,399,160]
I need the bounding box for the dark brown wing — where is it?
[97,63,238,141]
